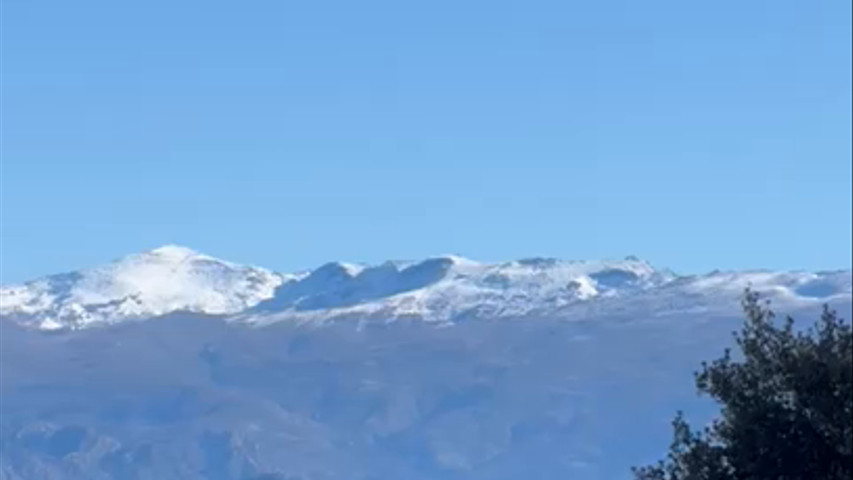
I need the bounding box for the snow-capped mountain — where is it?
[1,245,850,330]
[0,245,284,330]
[1,246,851,480]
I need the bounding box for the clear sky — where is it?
[1,0,851,283]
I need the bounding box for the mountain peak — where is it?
[145,244,204,261]
[0,246,282,329]
[435,254,479,267]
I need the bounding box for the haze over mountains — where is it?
[1,246,850,480]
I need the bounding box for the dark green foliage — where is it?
[633,290,852,480]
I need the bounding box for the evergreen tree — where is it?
[633,289,852,480]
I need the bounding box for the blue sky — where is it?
[2,0,851,283]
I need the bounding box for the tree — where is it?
[633,289,852,480]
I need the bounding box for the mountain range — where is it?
[2,244,850,330]
[1,246,850,480]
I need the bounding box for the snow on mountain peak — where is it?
[245,256,680,324]
[1,247,851,330]
[0,246,283,329]
[146,244,206,261]
[436,254,480,266]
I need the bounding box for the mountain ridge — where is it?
[1,245,850,330]
[1,247,851,480]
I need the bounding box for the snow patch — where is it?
[1,247,850,330]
